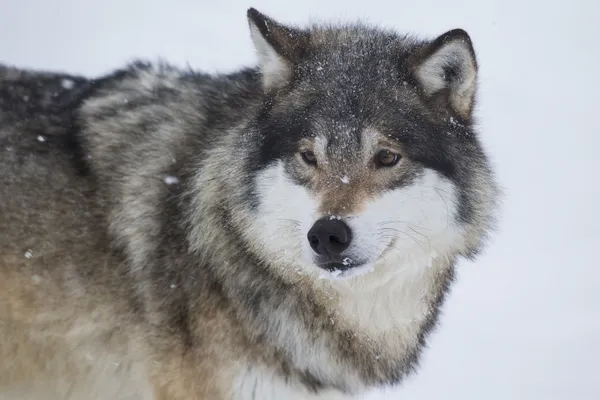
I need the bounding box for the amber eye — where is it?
[301,150,317,166]
[376,150,401,167]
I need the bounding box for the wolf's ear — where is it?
[410,29,478,119]
[247,8,308,91]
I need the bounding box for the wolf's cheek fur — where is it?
[350,168,465,265]
[242,161,320,273]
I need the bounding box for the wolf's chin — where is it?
[317,263,376,281]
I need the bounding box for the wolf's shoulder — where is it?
[76,60,261,176]
[79,60,262,120]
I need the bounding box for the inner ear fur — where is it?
[409,29,478,120]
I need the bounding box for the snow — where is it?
[61,78,75,89]
[163,175,179,185]
[321,269,343,279]
[1,1,598,399]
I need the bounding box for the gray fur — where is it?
[0,8,499,399]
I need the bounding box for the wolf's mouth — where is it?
[319,262,354,272]
[315,237,397,274]
[317,261,376,280]
[317,256,366,272]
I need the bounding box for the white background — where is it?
[1,1,599,399]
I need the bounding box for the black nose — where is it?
[307,217,352,257]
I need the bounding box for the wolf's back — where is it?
[0,64,99,257]
[0,64,90,124]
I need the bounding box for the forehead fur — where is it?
[294,24,422,102]
[263,23,439,140]
[306,23,418,74]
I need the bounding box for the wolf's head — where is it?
[236,9,497,281]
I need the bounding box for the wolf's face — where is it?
[238,10,495,280]
[250,151,460,280]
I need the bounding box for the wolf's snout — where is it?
[307,218,352,257]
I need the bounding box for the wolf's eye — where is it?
[301,150,317,166]
[376,150,401,167]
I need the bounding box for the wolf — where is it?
[0,7,498,400]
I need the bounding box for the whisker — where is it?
[406,226,431,251]
[275,218,302,226]
[378,225,433,253]
[377,221,432,232]
[379,227,429,244]
[433,188,451,229]
[379,230,427,253]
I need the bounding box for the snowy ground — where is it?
[2,1,599,399]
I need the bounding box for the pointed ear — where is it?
[410,29,478,119]
[247,8,308,91]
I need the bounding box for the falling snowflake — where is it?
[61,78,75,90]
[164,176,179,185]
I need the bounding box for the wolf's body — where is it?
[0,8,498,400]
